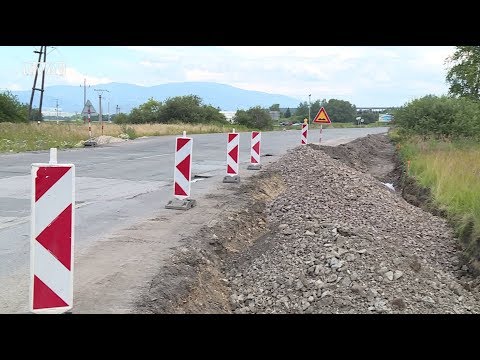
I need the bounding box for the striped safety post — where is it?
[301,123,308,144]
[173,131,192,199]
[88,107,92,138]
[30,148,75,314]
[223,129,240,183]
[247,131,261,170]
[165,131,196,210]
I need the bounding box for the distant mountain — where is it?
[12,82,301,115]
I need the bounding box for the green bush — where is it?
[120,124,137,139]
[233,106,273,130]
[112,113,129,124]
[0,92,28,123]
[393,95,480,138]
[123,95,228,125]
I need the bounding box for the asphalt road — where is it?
[0,127,388,312]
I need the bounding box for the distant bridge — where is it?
[356,107,400,112]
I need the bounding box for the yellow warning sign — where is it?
[313,107,332,124]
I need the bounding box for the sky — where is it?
[0,46,455,107]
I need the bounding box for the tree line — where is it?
[0,91,42,122]
[1,91,386,130]
[393,46,480,139]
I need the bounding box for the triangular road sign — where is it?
[313,107,331,124]
[81,100,97,115]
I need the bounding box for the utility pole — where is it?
[54,98,59,122]
[308,94,311,125]
[28,46,47,121]
[94,89,109,135]
[80,78,90,123]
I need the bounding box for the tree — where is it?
[285,107,291,118]
[296,99,327,121]
[129,97,163,123]
[111,95,228,125]
[324,99,356,123]
[356,110,377,124]
[310,99,326,120]
[29,108,43,122]
[201,105,228,124]
[0,91,28,123]
[160,95,227,124]
[446,46,480,101]
[112,113,129,124]
[233,106,273,130]
[295,101,309,119]
[269,103,280,111]
[394,95,480,137]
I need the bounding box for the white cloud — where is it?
[5,83,22,91]
[0,46,454,107]
[184,69,226,82]
[62,67,111,86]
[139,60,169,69]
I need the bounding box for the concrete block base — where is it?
[223,175,240,183]
[165,198,197,210]
[84,139,97,147]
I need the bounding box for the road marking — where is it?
[0,217,29,230]
[135,154,170,160]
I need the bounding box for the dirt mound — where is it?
[136,134,480,314]
[312,133,400,187]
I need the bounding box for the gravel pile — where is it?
[226,144,480,314]
[95,135,127,145]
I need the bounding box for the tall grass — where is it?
[0,122,251,152]
[0,122,86,152]
[397,136,480,255]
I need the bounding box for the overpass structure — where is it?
[356,107,399,112]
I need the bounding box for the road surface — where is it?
[0,127,388,313]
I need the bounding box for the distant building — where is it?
[279,107,297,116]
[269,111,280,120]
[220,111,236,123]
[378,113,394,122]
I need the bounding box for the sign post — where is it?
[312,107,332,143]
[81,100,98,146]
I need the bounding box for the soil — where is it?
[134,133,480,314]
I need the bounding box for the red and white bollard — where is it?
[223,128,240,183]
[248,131,261,170]
[88,108,92,138]
[301,123,308,144]
[165,131,196,210]
[30,148,75,314]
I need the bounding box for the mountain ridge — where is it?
[12,81,302,115]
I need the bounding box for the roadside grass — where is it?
[394,133,480,259]
[0,122,251,153]
[0,122,86,152]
